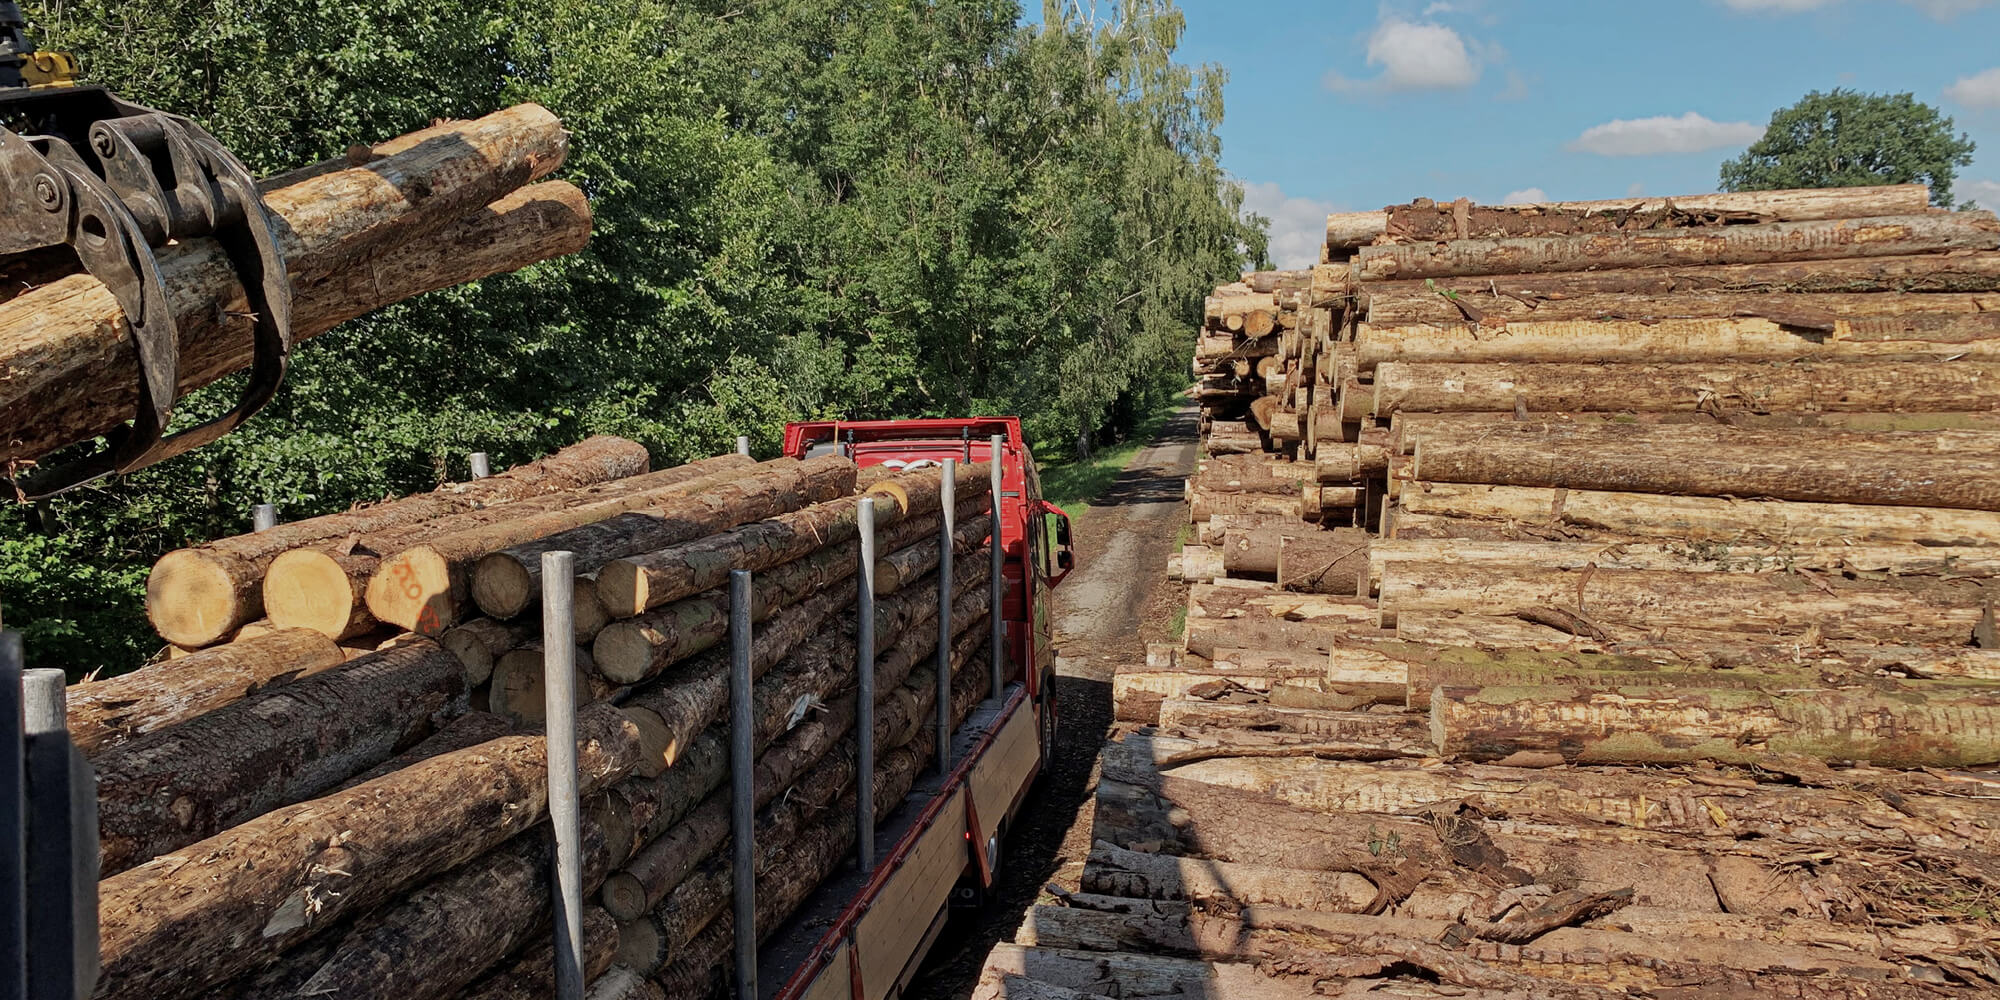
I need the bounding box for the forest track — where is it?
[908,403,1198,999]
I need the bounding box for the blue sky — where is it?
[1156,0,2000,267]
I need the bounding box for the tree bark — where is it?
[470,455,857,619]
[1188,492,1301,522]
[1367,288,2000,327]
[455,908,618,1000]
[146,434,648,648]
[1378,563,1988,644]
[1361,252,2000,300]
[874,512,993,594]
[1355,314,2000,369]
[1373,360,2000,416]
[365,457,766,634]
[1353,212,2000,282]
[1409,421,2000,509]
[979,945,1325,1000]
[65,628,345,755]
[589,503,970,687]
[596,462,988,616]
[1328,187,1936,251]
[1392,482,2000,546]
[1202,424,1264,456]
[1366,536,2000,596]
[94,703,644,1000]
[334,711,517,790]
[1155,701,1430,747]
[1430,684,2000,768]
[1277,531,1372,595]
[1082,840,1380,912]
[93,637,466,875]
[1,104,576,468]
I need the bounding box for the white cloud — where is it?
[1945,67,2000,108]
[1626,181,1648,198]
[1327,17,1482,94]
[1239,181,1341,271]
[1501,187,1547,205]
[1962,179,2000,211]
[1567,112,1765,156]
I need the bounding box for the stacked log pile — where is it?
[981,183,2000,999]
[68,443,999,999]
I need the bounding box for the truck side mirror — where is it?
[1057,550,1074,570]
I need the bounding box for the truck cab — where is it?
[766,417,1074,1000]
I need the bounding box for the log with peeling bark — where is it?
[64,627,345,754]
[1355,314,2000,369]
[1367,287,2000,327]
[3,105,582,470]
[1327,186,1937,252]
[363,457,776,634]
[1409,422,2000,509]
[620,636,985,974]
[1378,562,1987,644]
[588,506,967,688]
[333,711,517,791]
[94,703,644,1000]
[93,637,467,875]
[596,463,987,617]
[1366,537,2000,595]
[1391,482,2000,546]
[874,513,992,594]
[979,945,1324,1000]
[1360,252,2000,302]
[1430,684,2000,767]
[261,453,749,640]
[1202,424,1264,456]
[1372,360,2000,416]
[618,571,987,781]
[470,455,858,619]
[1352,212,2000,282]
[146,435,648,648]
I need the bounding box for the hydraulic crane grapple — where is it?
[0,2,293,497]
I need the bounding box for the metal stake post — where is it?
[735,435,751,457]
[252,504,278,532]
[989,436,1005,699]
[855,498,877,872]
[728,570,757,1000]
[22,666,95,999]
[1,632,25,1000]
[470,452,491,479]
[936,460,955,776]
[540,551,584,1000]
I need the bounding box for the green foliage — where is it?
[1720,89,1977,208]
[6,0,1259,675]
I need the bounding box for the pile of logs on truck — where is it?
[979,184,2000,999]
[72,440,999,999]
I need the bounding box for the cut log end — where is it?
[594,562,647,619]
[365,546,454,635]
[600,872,650,923]
[146,549,257,649]
[592,621,652,685]
[264,548,368,639]
[471,553,537,621]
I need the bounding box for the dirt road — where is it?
[909,404,1197,998]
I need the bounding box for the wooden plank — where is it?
[855,788,965,1000]
[970,703,1040,836]
[795,939,851,1000]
